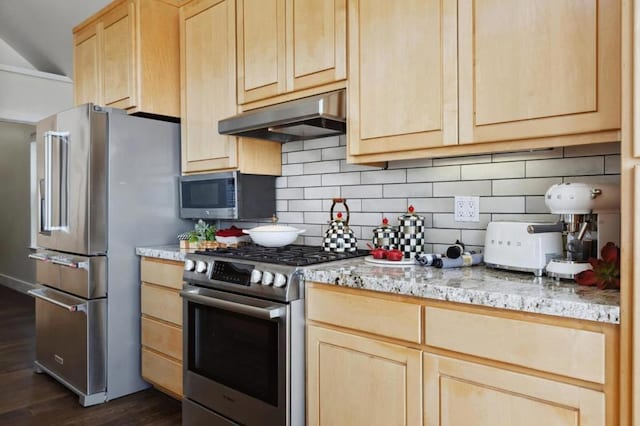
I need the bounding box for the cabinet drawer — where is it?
[141,347,183,398]
[424,307,605,383]
[307,285,422,343]
[141,283,182,326]
[141,316,182,361]
[141,257,183,290]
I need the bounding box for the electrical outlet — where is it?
[454,196,480,222]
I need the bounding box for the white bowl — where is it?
[243,225,306,247]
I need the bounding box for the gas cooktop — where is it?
[194,244,368,266]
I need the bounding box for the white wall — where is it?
[0,38,73,123]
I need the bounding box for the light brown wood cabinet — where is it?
[347,0,621,163]
[73,0,180,118]
[237,0,346,108]
[180,0,281,175]
[306,282,619,426]
[140,257,183,399]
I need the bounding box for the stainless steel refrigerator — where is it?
[28,104,187,406]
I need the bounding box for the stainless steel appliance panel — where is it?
[182,399,241,426]
[182,285,287,425]
[30,250,107,299]
[36,104,108,255]
[30,287,106,395]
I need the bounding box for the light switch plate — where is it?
[454,196,480,222]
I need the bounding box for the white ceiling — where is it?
[0,0,112,78]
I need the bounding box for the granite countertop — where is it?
[136,245,191,262]
[136,245,620,324]
[303,258,620,324]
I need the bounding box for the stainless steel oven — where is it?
[180,245,367,425]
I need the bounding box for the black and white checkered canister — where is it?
[397,211,425,259]
[372,223,398,250]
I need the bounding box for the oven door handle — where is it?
[180,289,286,320]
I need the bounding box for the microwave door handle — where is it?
[180,290,286,320]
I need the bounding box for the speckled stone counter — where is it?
[136,245,193,262]
[303,258,620,324]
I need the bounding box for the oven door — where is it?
[180,284,288,426]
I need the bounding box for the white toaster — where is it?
[484,221,563,276]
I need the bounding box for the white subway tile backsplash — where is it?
[407,165,460,182]
[270,137,619,252]
[361,169,406,184]
[281,141,304,153]
[304,186,340,200]
[410,198,454,213]
[304,160,340,175]
[362,198,407,213]
[564,142,620,157]
[281,164,303,176]
[461,162,525,181]
[289,199,322,211]
[526,157,604,177]
[341,185,382,199]
[479,197,525,213]
[276,187,304,200]
[322,146,347,161]
[383,183,432,198]
[288,175,322,187]
[427,228,462,244]
[433,213,491,229]
[433,180,492,197]
[288,149,322,163]
[322,172,360,186]
[304,136,340,150]
[492,177,561,196]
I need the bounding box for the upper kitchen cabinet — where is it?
[236,0,346,108]
[180,0,281,175]
[73,0,180,118]
[458,0,620,145]
[348,0,621,163]
[347,0,457,158]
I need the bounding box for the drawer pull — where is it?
[28,288,87,313]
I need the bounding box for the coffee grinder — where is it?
[544,182,620,279]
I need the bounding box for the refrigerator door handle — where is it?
[43,131,70,232]
[28,288,87,313]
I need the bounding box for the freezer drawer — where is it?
[30,287,106,397]
[30,251,106,299]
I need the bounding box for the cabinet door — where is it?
[101,0,136,109]
[181,0,238,173]
[347,0,458,157]
[458,0,620,144]
[307,325,422,426]
[237,0,286,104]
[74,24,100,106]
[286,0,346,92]
[423,354,604,426]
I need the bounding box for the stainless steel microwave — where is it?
[179,172,276,220]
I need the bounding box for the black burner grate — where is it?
[195,244,368,266]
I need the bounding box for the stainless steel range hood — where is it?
[218,90,345,142]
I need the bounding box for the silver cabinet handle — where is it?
[28,288,87,313]
[43,130,70,232]
[28,253,49,262]
[180,290,285,320]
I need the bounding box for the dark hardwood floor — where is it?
[0,285,181,425]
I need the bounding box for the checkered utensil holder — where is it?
[372,218,397,250]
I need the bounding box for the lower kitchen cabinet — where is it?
[140,257,184,399]
[423,354,604,426]
[306,282,619,426]
[306,324,422,426]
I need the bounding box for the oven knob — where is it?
[250,269,263,283]
[273,273,287,288]
[195,261,208,274]
[261,271,274,286]
[184,259,195,272]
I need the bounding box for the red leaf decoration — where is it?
[575,242,620,290]
[600,242,619,263]
[575,270,597,286]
